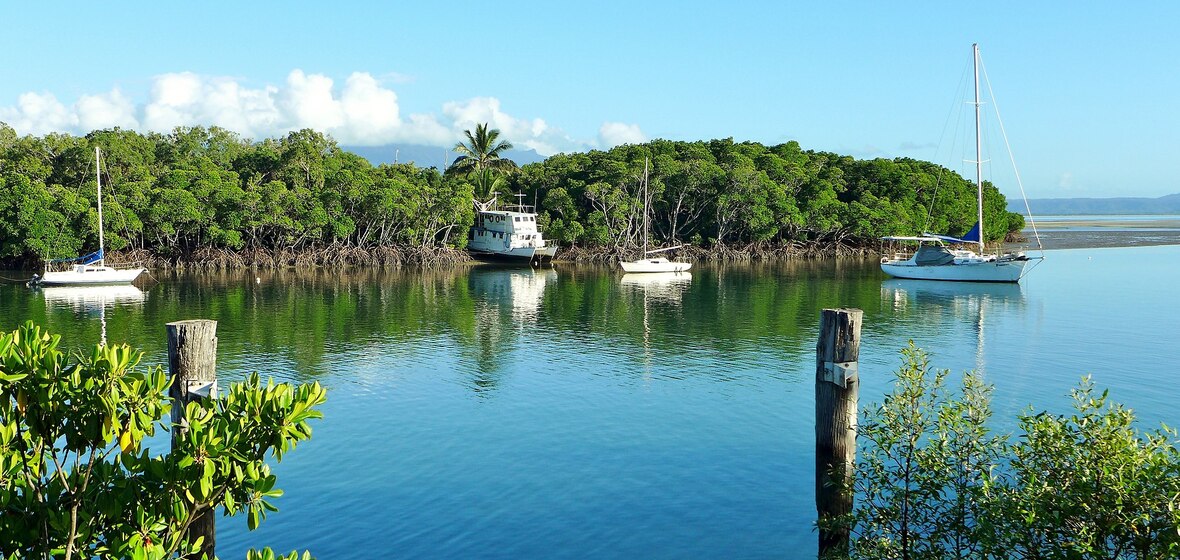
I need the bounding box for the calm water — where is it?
[2,245,1178,558]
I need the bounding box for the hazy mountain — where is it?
[343,143,547,169]
[1008,193,1180,215]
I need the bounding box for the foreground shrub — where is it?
[0,322,326,559]
[843,344,1180,559]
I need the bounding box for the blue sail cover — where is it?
[49,249,103,264]
[924,222,982,245]
[961,221,981,244]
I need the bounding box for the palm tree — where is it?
[446,123,518,175]
[470,167,507,201]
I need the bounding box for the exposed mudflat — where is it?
[1008,216,1180,250]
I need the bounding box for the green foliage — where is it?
[0,322,326,559]
[985,379,1180,559]
[0,126,1023,263]
[245,548,314,560]
[0,127,473,263]
[844,347,1180,559]
[849,343,997,559]
[509,140,1022,251]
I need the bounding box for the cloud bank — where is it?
[0,70,646,156]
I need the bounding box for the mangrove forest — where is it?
[0,122,1026,268]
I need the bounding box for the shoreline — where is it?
[5,224,1178,274]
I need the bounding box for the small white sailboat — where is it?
[619,159,692,274]
[31,147,146,286]
[880,44,1043,283]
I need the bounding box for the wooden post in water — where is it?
[167,319,218,560]
[815,308,862,557]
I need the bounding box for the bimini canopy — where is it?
[49,249,103,264]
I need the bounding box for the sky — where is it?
[2,1,1177,199]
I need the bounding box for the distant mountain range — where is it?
[343,143,547,169]
[1008,193,1180,215]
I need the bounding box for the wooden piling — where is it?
[815,308,862,557]
[167,319,218,560]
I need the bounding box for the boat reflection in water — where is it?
[464,266,558,389]
[619,272,692,302]
[620,272,692,376]
[468,266,557,324]
[40,284,147,345]
[880,279,1024,373]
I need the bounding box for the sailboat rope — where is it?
[979,55,1044,254]
[93,148,142,265]
[43,155,96,265]
[922,58,973,235]
[42,148,140,268]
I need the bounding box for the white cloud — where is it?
[399,113,452,146]
[444,97,551,153]
[0,92,78,135]
[280,70,344,133]
[142,72,203,131]
[77,89,139,130]
[338,72,400,145]
[1,71,630,156]
[598,121,647,148]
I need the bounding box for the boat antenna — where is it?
[95,146,105,266]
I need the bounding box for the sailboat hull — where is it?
[38,266,145,286]
[619,258,692,273]
[881,259,1027,283]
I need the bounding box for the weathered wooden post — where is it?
[167,319,218,560]
[815,308,862,557]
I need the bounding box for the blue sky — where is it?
[2,1,1177,198]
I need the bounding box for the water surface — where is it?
[2,245,1177,558]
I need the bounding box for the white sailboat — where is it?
[619,158,692,274]
[31,147,146,286]
[880,44,1043,283]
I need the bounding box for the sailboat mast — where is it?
[95,146,105,266]
[973,43,984,253]
[642,158,649,255]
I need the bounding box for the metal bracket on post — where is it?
[822,361,858,388]
[187,379,218,399]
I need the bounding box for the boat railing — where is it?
[503,203,535,214]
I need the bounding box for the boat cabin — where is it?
[468,209,548,252]
[880,236,994,267]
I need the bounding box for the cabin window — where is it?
[515,216,521,222]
